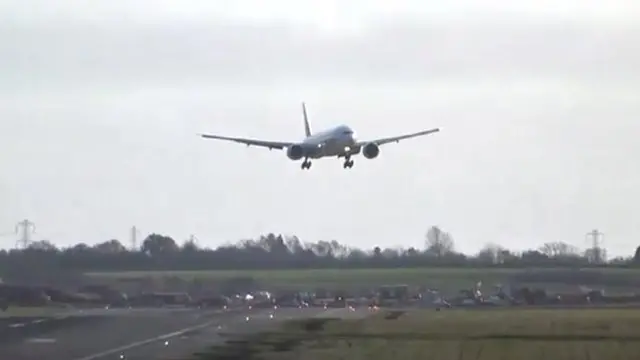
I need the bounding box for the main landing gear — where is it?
[343,157,354,169]
[301,159,312,170]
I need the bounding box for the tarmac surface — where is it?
[0,306,372,360]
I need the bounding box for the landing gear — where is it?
[301,159,312,170]
[343,157,354,169]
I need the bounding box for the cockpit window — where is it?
[338,126,355,138]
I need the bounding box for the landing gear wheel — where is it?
[301,161,312,169]
[343,160,354,169]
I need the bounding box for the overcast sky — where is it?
[1,0,639,256]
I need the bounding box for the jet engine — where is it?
[286,144,304,160]
[362,142,380,159]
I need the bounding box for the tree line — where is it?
[2,226,640,275]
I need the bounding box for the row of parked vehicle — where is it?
[0,283,228,310]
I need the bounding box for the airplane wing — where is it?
[357,128,440,146]
[199,133,293,150]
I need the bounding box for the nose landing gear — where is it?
[301,159,312,169]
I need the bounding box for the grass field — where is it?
[197,308,640,360]
[0,306,64,318]
[86,267,640,291]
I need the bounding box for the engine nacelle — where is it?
[286,144,305,160]
[362,142,380,159]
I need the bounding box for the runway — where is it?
[0,306,371,360]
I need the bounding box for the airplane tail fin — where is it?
[302,102,312,137]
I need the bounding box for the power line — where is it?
[585,229,605,264]
[15,219,36,249]
[130,226,140,250]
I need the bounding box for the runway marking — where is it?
[25,338,57,343]
[70,319,220,360]
[9,323,25,328]
[31,318,47,324]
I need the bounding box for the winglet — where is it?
[302,102,312,137]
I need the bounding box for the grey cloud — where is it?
[1,18,638,92]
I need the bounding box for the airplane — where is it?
[199,103,440,170]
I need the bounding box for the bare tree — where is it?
[477,243,500,264]
[425,226,454,257]
[27,240,58,252]
[94,239,127,253]
[539,241,579,258]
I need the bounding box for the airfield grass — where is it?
[0,306,65,318]
[195,308,640,360]
[85,267,640,291]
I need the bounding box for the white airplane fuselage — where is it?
[298,125,359,159]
